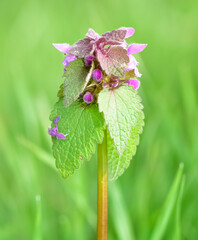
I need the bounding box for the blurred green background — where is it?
[0,0,198,239]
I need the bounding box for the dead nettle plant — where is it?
[49,27,147,240]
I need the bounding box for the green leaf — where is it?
[107,110,144,180]
[98,85,143,155]
[63,59,94,107]
[50,99,105,178]
[97,47,129,77]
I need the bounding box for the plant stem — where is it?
[97,129,108,240]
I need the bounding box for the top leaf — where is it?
[97,47,129,77]
[101,29,127,42]
[98,85,143,155]
[69,38,93,58]
[63,59,94,107]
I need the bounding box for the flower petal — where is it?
[134,67,142,78]
[54,116,60,124]
[128,44,147,54]
[127,79,140,90]
[119,27,135,38]
[56,133,67,139]
[62,54,76,66]
[48,126,58,137]
[53,43,71,54]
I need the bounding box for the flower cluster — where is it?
[53,27,147,104]
[48,116,67,139]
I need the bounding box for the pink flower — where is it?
[127,79,140,90]
[92,69,103,82]
[53,28,147,79]
[128,44,147,54]
[48,116,67,139]
[83,92,93,103]
[84,56,94,66]
[53,43,76,69]
[69,28,130,59]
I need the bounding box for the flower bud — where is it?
[84,56,94,66]
[92,69,103,82]
[102,82,108,88]
[127,79,140,90]
[83,92,93,103]
[112,82,118,87]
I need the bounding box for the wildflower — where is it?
[112,81,118,88]
[127,43,147,54]
[53,43,76,69]
[92,69,103,82]
[102,82,108,88]
[127,79,140,90]
[48,116,67,139]
[83,92,93,103]
[84,56,94,66]
[53,28,147,79]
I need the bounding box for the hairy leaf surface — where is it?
[107,111,144,180]
[98,85,143,155]
[63,59,94,107]
[97,47,129,77]
[50,100,105,178]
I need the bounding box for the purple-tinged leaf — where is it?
[69,38,93,58]
[102,29,127,42]
[97,47,129,77]
[86,28,99,40]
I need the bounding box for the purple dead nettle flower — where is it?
[92,69,103,82]
[48,116,67,139]
[51,27,147,139]
[69,27,134,58]
[127,79,140,90]
[53,43,77,70]
[53,27,147,79]
[83,92,93,103]
[84,56,94,66]
[112,81,119,88]
[126,43,147,77]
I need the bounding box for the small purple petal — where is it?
[54,116,60,124]
[84,56,94,66]
[48,116,67,140]
[126,55,138,71]
[92,69,103,82]
[62,54,77,66]
[83,92,93,103]
[53,43,71,54]
[56,133,67,139]
[127,79,140,90]
[134,67,142,78]
[112,82,118,87]
[103,82,108,88]
[48,126,58,137]
[119,27,135,38]
[128,44,147,54]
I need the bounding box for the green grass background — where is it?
[0,0,198,239]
